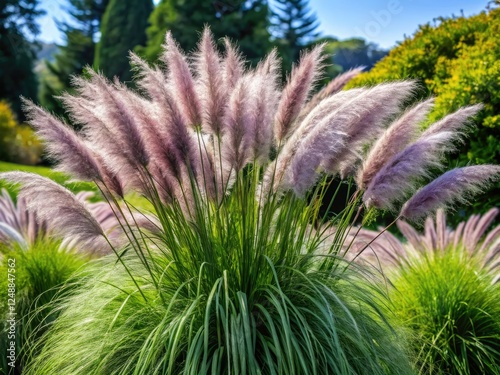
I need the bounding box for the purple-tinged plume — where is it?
[0,189,44,248]
[421,104,483,139]
[364,129,465,212]
[464,208,498,254]
[274,43,325,142]
[0,172,109,253]
[400,165,500,221]
[249,70,279,163]
[22,99,103,182]
[284,81,415,194]
[161,32,202,127]
[295,67,365,126]
[357,99,435,189]
[324,81,416,176]
[195,27,227,134]
[256,48,280,77]
[222,74,255,172]
[222,38,245,90]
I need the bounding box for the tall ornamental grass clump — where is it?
[2,28,500,374]
[352,209,500,374]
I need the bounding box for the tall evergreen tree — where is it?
[271,0,319,71]
[0,0,44,119]
[39,0,109,115]
[139,0,272,66]
[94,0,153,82]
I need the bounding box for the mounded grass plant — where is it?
[392,246,500,375]
[2,28,500,373]
[353,209,500,374]
[0,240,89,374]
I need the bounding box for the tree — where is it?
[39,0,109,115]
[271,0,319,71]
[139,0,272,66]
[0,0,44,119]
[94,0,153,82]
[348,4,500,221]
[316,36,387,83]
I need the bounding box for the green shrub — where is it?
[0,240,89,374]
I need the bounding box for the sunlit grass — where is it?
[0,240,90,374]
[390,246,500,375]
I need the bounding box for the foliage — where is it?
[318,36,387,84]
[348,6,500,219]
[139,0,272,66]
[271,0,319,71]
[94,0,153,82]
[0,0,44,119]
[0,240,89,374]
[0,101,42,165]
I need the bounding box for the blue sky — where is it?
[38,0,490,49]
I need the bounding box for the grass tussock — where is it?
[390,243,500,374]
[0,240,89,374]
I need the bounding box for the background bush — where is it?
[0,101,42,165]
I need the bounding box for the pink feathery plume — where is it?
[435,208,448,251]
[221,74,254,173]
[423,216,437,251]
[482,225,500,271]
[22,99,103,182]
[249,70,280,163]
[357,99,435,189]
[285,104,360,195]
[313,67,366,104]
[261,88,365,195]
[195,27,227,134]
[61,74,146,193]
[421,104,483,138]
[451,221,466,250]
[400,165,500,221]
[479,213,500,255]
[462,212,482,253]
[289,129,346,196]
[295,67,365,126]
[0,189,45,248]
[161,32,202,127]
[88,72,149,166]
[324,81,417,176]
[274,43,326,142]
[131,54,203,190]
[466,208,498,253]
[256,48,280,77]
[363,132,462,212]
[0,172,109,253]
[396,219,425,252]
[343,227,405,269]
[222,38,245,89]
